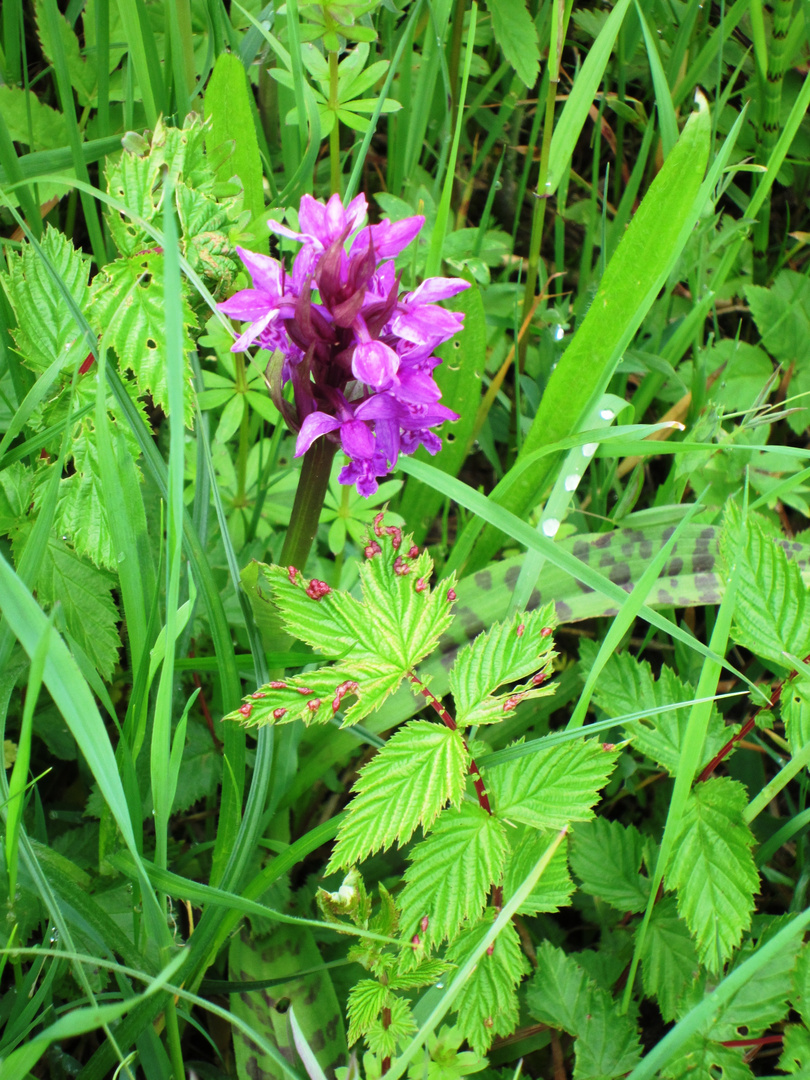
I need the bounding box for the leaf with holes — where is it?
[668,777,759,974]
[661,1037,754,1080]
[722,503,810,669]
[446,914,530,1055]
[578,638,732,776]
[327,720,468,872]
[488,737,619,830]
[88,252,196,425]
[398,803,508,950]
[448,606,557,725]
[570,818,649,913]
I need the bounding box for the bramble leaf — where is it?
[0,86,67,148]
[780,1024,810,1075]
[448,606,557,725]
[365,997,416,1058]
[398,803,508,949]
[781,679,810,759]
[661,1037,753,1080]
[446,914,530,1054]
[347,980,389,1045]
[488,737,619,830]
[327,720,468,871]
[483,0,541,88]
[527,942,642,1079]
[722,503,810,669]
[570,819,649,913]
[639,896,700,1022]
[501,825,574,915]
[578,638,732,776]
[668,777,759,973]
[88,252,197,425]
[3,226,90,373]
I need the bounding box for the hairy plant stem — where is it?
[280,438,338,569]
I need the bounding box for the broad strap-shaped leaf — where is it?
[570,818,650,913]
[578,638,732,776]
[3,226,90,373]
[488,737,619,830]
[232,524,457,725]
[88,251,197,425]
[448,606,557,725]
[639,896,700,1022]
[527,942,643,1079]
[501,825,574,916]
[722,502,810,668]
[446,913,530,1055]
[398,803,508,950]
[668,777,759,974]
[327,720,468,871]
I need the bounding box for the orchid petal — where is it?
[235,247,284,294]
[295,411,342,456]
[406,277,470,304]
[352,340,399,388]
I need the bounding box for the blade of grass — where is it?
[634,0,677,158]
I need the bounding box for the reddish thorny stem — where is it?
[407,673,502,910]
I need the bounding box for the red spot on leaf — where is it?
[415,578,427,593]
[541,627,553,638]
[307,698,321,712]
[393,556,409,576]
[288,566,298,584]
[273,707,287,720]
[332,680,359,712]
[296,686,314,695]
[306,579,331,600]
[238,703,253,718]
[364,540,381,558]
[532,672,546,686]
[420,915,429,933]
[447,588,457,602]
[503,694,523,712]
[407,545,419,559]
[269,681,287,690]
[411,934,420,947]
[483,1016,494,1028]
[516,623,525,637]
[486,943,495,956]
[79,353,95,375]
[251,691,267,699]
[602,742,616,751]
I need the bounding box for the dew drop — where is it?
[582,443,598,457]
[554,325,565,341]
[117,551,126,564]
[564,474,579,491]
[49,926,59,944]
[542,518,560,537]
[599,408,615,420]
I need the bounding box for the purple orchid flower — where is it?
[218,194,469,497]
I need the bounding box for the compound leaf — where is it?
[488,737,619,830]
[446,914,530,1055]
[570,818,649,913]
[448,605,557,725]
[327,720,468,871]
[398,803,508,949]
[668,777,759,974]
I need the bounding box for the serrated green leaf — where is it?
[448,606,557,725]
[328,720,468,871]
[88,252,196,425]
[722,503,810,668]
[668,777,759,974]
[793,943,810,1029]
[661,1037,753,1080]
[348,979,389,1045]
[639,896,700,1022]
[387,960,448,991]
[527,942,642,1079]
[366,997,416,1059]
[579,638,732,776]
[0,464,33,536]
[36,537,121,681]
[484,0,540,88]
[3,226,90,373]
[745,271,810,435]
[570,818,649,913]
[170,720,223,816]
[488,737,619,830]
[501,825,574,915]
[0,86,68,149]
[780,1024,810,1076]
[446,914,529,1055]
[35,0,97,105]
[399,804,507,949]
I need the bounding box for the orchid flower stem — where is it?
[234,353,249,505]
[329,51,341,196]
[280,438,338,569]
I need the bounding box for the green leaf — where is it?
[639,897,700,1022]
[570,819,649,913]
[488,737,619,830]
[527,942,642,1079]
[0,464,33,536]
[36,537,121,681]
[500,825,574,915]
[483,0,540,88]
[328,720,468,871]
[722,502,810,669]
[44,425,115,569]
[2,226,90,373]
[448,606,557,725]
[779,1024,810,1075]
[398,803,508,949]
[366,997,416,1059]
[0,86,68,148]
[88,251,197,425]
[668,777,759,974]
[34,0,97,105]
[782,680,810,759]
[578,638,732,776]
[660,1037,753,1080]
[792,942,810,1028]
[446,914,530,1054]
[707,339,774,413]
[745,270,810,435]
[347,979,389,1045]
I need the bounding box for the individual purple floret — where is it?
[218,193,469,497]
